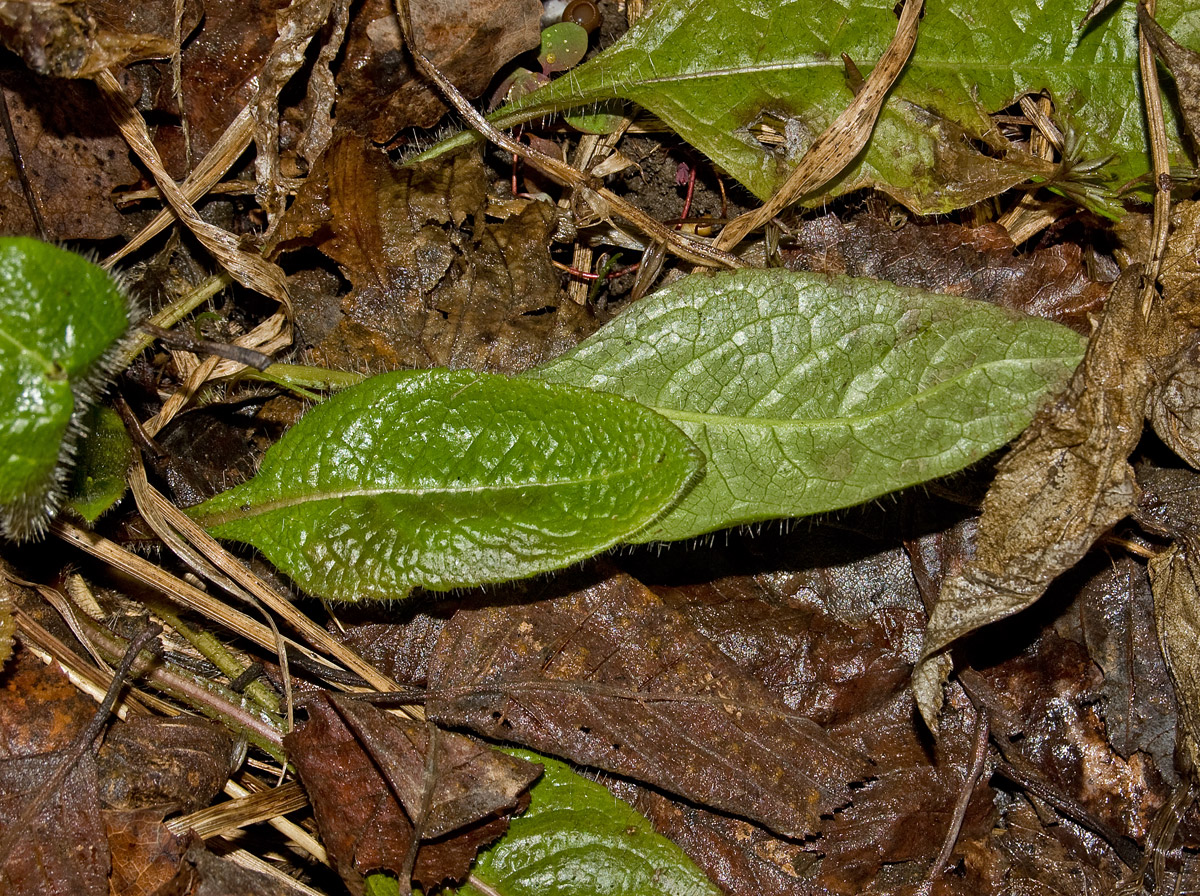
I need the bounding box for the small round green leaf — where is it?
[189,369,703,602]
[0,237,132,539]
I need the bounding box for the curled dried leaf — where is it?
[916,267,1172,728]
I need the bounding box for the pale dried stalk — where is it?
[1138,0,1172,317]
[143,309,290,436]
[93,69,292,310]
[105,105,255,268]
[128,479,411,703]
[169,779,310,840]
[714,0,924,251]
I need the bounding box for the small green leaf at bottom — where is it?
[449,749,720,896]
[189,369,703,601]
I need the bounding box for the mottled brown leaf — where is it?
[1137,463,1200,538]
[284,694,533,895]
[328,694,540,838]
[426,571,869,839]
[620,780,824,896]
[274,135,593,373]
[104,807,188,896]
[149,0,289,174]
[782,211,1108,333]
[1149,533,1200,774]
[978,630,1167,839]
[816,690,996,891]
[989,801,1122,895]
[334,0,540,141]
[0,646,96,758]
[0,73,136,239]
[1056,555,1178,770]
[1150,334,1200,472]
[0,751,109,896]
[917,268,1171,724]
[1141,7,1200,153]
[96,717,233,813]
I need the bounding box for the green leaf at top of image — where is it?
[533,269,1087,543]
[0,237,133,540]
[450,749,720,896]
[189,369,702,602]
[422,0,1199,213]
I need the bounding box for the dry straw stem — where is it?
[93,69,292,311]
[714,0,924,251]
[1137,0,1173,316]
[127,473,411,703]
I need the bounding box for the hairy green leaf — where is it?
[68,405,132,522]
[0,237,133,540]
[534,269,1086,543]
[190,369,702,601]
[450,749,720,896]
[423,0,1199,213]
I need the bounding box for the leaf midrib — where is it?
[199,464,674,527]
[0,318,53,375]
[629,353,1069,430]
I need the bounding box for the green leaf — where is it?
[533,269,1087,543]
[451,749,720,896]
[189,369,703,601]
[0,237,133,540]
[67,405,133,522]
[424,0,1199,213]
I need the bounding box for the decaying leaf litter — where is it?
[2,0,1200,893]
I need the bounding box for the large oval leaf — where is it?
[189,369,702,601]
[533,269,1086,543]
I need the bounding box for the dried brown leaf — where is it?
[0,0,173,78]
[153,839,295,896]
[426,570,869,839]
[783,211,1107,333]
[0,73,137,240]
[0,645,97,758]
[0,751,109,896]
[328,694,540,838]
[1149,334,1200,469]
[1136,463,1200,538]
[1058,555,1178,770]
[284,694,533,895]
[275,135,594,373]
[1149,534,1200,774]
[96,717,234,813]
[816,690,997,891]
[916,267,1170,726]
[334,0,541,142]
[104,807,188,896]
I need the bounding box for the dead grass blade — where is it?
[93,69,292,311]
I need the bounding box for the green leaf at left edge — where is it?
[420,0,1199,213]
[449,749,720,896]
[189,369,703,602]
[0,237,133,540]
[532,269,1087,543]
